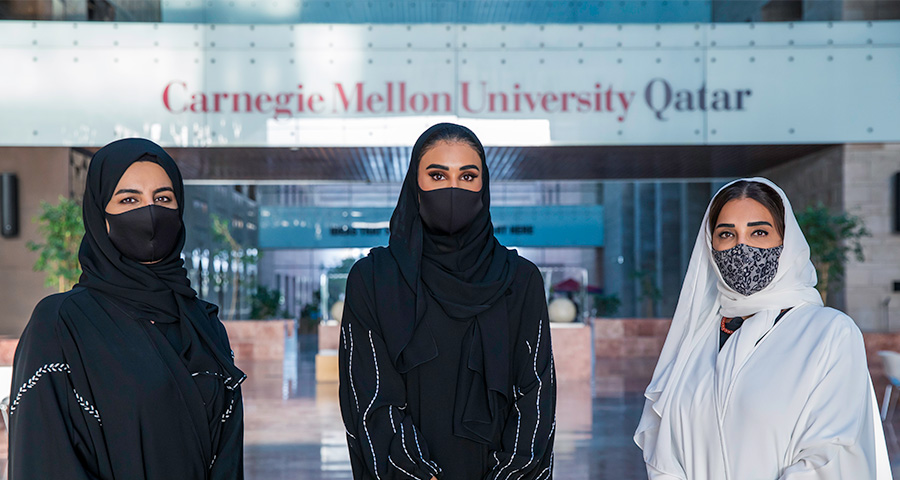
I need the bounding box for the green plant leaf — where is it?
[30,196,84,292]
[795,203,869,304]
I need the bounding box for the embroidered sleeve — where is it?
[10,362,102,425]
[9,358,102,479]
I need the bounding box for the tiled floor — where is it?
[3,334,900,478]
[242,335,900,479]
[242,335,648,479]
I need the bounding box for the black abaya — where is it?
[340,257,555,480]
[338,124,556,480]
[8,138,244,480]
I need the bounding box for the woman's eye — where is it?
[718,231,733,239]
[155,196,172,203]
[429,172,445,181]
[120,197,137,204]
[752,229,769,236]
[462,174,478,182]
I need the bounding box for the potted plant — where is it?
[631,266,662,317]
[26,196,84,293]
[795,204,869,305]
[591,293,622,318]
[250,285,286,320]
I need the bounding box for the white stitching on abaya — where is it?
[10,363,103,425]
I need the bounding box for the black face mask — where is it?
[419,187,484,235]
[106,205,182,263]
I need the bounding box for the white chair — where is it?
[877,351,900,420]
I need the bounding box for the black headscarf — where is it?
[76,138,244,389]
[370,123,519,443]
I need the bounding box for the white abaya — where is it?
[635,178,891,480]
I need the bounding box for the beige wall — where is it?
[0,148,69,337]
[843,143,900,332]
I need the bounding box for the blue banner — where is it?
[259,205,603,249]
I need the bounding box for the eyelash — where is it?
[717,229,769,239]
[428,172,478,182]
[120,195,172,204]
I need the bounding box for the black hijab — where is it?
[76,138,244,389]
[371,123,519,443]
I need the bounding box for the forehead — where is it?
[717,197,775,222]
[420,141,482,166]
[114,161,173,187]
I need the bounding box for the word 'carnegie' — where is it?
[162,79,751,121]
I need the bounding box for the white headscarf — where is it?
[634,177,823,457]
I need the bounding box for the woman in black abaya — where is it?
[339,123,556,480]
[8,138,245,479]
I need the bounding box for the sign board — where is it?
[1,21,898,146]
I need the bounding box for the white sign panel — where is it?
[0,20,898,147]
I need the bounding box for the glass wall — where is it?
[242,179,725,321]
[183,184,259,319]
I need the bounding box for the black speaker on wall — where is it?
[1,172,19,238]
[894,172,900,234]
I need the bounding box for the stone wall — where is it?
[759,143,900,331]
[223,319,294,400]
[843,144,900,332]
[593,318,670,396]
[759,145,848,311]
[224,319,291,362]
[759,145,845,214]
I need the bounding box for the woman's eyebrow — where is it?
[460,164,480,171]
[715,223,735,229]
[425,164,449,171]
[153,187,175,195]
[747,221,773,227]
[114,188,141,195]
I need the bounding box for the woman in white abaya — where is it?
[635,177,891,480]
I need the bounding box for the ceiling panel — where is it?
[150,144,837,183]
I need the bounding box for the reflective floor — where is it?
[3,334,900,478]
[241,335,900,479]
[243,335,648,480]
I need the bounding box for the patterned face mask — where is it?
[712,243,784,296]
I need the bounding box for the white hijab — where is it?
[634,177,890,478]
[634,178,822,455]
